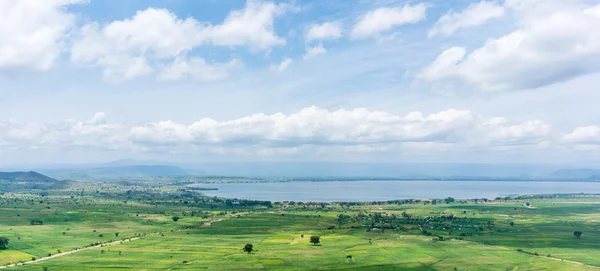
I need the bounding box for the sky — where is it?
[1,0,600,166]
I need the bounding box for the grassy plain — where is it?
[1,182,600,270]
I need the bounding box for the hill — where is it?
[0,171,65,191]
[0,171,57,182]
[587,174,600,181]
[549,168,600,180]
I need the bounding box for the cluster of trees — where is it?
[223,199,272,208]
[0,236,8,249]
[94,188,275,209]
[30,219,44,225]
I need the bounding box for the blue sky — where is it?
[2,0,600,165]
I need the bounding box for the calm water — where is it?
[194,181,600,202]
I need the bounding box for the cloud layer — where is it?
[2,106,595,157]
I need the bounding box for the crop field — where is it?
[1,183,600,270]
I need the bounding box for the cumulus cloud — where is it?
[564,126,600,145]
[270,58,293,73]
[303,43,327,59]
[0,112,124,151]
[70,1,290,81]
[0,0,83,71]
[0,107,561,156]
[429,1,505,37]
[306,21,343,42]
[350,3,427,39]
[418,1,600,91]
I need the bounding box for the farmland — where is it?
[1,180,599,270]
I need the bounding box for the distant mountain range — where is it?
[81,165,187,177]
[3,160,599,180]
[40,165,187,179]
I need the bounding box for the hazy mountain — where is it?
[549,169,600,180]
[3,161,571,179]
[103,159,177,167]
[587,175,600,181]
[41,165,187,179]
[84,165,187,177]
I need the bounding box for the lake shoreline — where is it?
[191,180,600,202]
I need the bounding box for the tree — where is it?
[243,243,253,254]
[337,214,350,228]
[509,221,515,227]
[172,216,180,222]
[574,231,583,238]
[310,236,320,245]
[0,236,8,249]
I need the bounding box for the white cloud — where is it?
[350,3,427,39]
[564,126,600,145]
[0,0,83,71]
[201,0,291,50]
[303,43,327,59]
[71,1,290,81]
[0,107,560,155]
[270,58,293,73]
[585,4,600,17]
[158,56,242,81]
[70,8,204,81]
[126,106,516,147]
[418,2,600,91]
[102,56,154,82]
[416,47,466,81]
[429,1,505,37]
[306,21,343,42]
[0,112,124,151]
[483,120,551,146]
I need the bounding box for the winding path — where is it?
[0,237,140,269]
[0,216,232,269]
[460,240,600,269]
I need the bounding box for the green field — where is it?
[1,181,600,270]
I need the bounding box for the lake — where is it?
[193,180,600,202]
